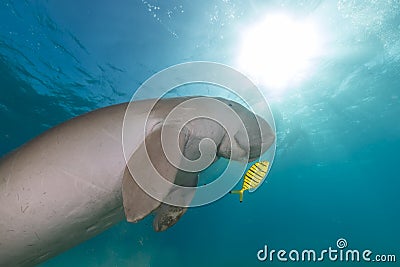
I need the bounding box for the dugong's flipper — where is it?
[122,166,161,223]
[122,124,197,228]
[153,169,199,231]
[122,125,172,222]
[153,204,187,232]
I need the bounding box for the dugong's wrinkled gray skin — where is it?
[0,97,275,267]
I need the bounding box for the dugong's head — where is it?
[172,97,275,164]
[122,96,275,231]
[216,98,275,162]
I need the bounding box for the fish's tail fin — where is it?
[230,189,245,202]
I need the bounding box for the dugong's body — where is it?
[0,97,275,266]
[0,102,131,266]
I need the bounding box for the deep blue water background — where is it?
[1,1,399,266]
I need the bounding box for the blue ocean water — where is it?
[0,0,399,266]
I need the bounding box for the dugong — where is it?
[0,96,275,266]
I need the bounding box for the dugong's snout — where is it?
[216,99,275,162]
[247,114,275,161]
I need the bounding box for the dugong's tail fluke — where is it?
[230,189,245,202]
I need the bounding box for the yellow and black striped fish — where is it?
[230,161,269,202]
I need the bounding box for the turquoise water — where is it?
[1,1,399,266]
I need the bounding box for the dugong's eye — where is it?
[228,103,233,107]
